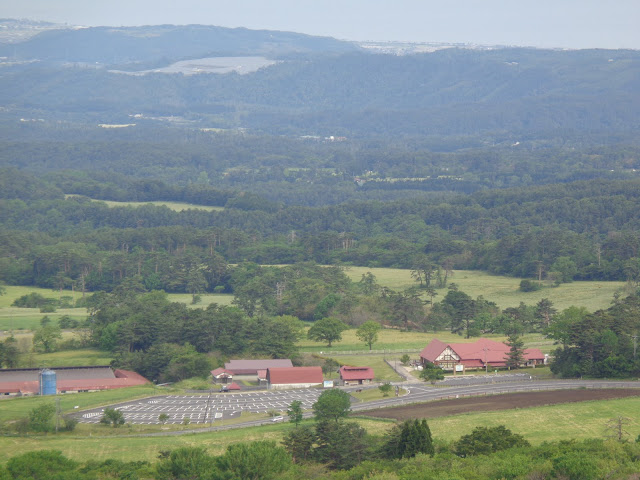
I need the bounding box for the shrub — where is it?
[519,280,542,292]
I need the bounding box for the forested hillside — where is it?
[1,23,639,137]
[1,22,640,299]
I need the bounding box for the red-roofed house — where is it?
[266,366,323,390]
[339,366,375,386]
[420,338,546,373]
[211,368,234,384]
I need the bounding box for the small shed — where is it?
[211,367,234,384]
[339,366,375,386]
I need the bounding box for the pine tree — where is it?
[505,333,526,369]
[383,419,434,459]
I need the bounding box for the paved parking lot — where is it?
[76,389,323,425]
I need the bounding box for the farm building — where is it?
[224,359,293,381]
[266,366,323,390]
[339,366,375,386]
[420,338,546,373]
[210,367,234,384]
[0,366,149,396]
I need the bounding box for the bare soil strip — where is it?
[358,389,640,421]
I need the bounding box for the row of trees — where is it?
[4,424,639,479]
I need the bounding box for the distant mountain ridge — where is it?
[0,20,638,139]
[0,22,360,64]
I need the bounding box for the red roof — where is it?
[419,338,448,364]
[267,366,323,385]
[211,368,234,377]
[420,338,545,366]
[227,382,241,390]
[339,366,374,381]
[0,369,148,395]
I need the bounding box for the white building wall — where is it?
[269,382,321,390]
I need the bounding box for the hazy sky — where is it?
[5,0,640,49]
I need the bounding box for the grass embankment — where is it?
[2,396,639,464]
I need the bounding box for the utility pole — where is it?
[632,335,638,360]
[55,397,61,433]
[483,346,488,375]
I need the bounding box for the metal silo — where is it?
[39,369,57,395]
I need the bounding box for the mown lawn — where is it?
[428,396,640,444]
[329,355,404,382]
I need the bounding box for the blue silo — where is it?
[39,369,57,395]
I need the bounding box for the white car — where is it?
[271,416,284,422]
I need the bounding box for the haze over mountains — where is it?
[1,20,638,141]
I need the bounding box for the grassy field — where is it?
[0,286,87,331]
[329,355,404,382]
[1,395,639,464]
[65,195,224,212]
[17,348,114,368]
[342,267,625,311]
[166,293,234,307]
[2,266,624,332]
[299,328,514,353]
[0,384,158,425]
[428,396,640,444]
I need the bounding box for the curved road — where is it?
[113,378,640,437]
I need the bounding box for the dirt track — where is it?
[359,389,640,421]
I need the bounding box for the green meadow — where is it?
[0,286,87,331]
[166,293,234,307]
[343,266,625,312]
[1,268,624,333]
[428,395,640,444]
[1,395,639,464]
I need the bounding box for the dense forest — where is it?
[2,22,640,370]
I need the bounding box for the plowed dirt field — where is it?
[359,389,640,420]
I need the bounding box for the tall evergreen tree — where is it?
[505,333,526,369]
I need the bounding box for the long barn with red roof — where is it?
[0,366,149,396]
[420,338,546,373]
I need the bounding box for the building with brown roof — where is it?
[339,366,375,386]
[225,359,293,380]
[0,366,149,396]
[266,366,323,390]
[420,338,546,374]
